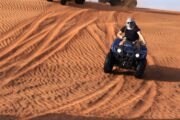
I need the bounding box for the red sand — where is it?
[0,0,180,119]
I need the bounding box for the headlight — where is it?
[117,48,122,53]
[135,53,140,58]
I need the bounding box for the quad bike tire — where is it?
[104,51,114,73]
[47,0,67,5]
[60,0,67,5]
[109,0,121,6]
[135,59,147,78]
[75,0,85,4]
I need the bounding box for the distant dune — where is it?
[0,0,180,120]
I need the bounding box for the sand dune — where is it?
[0,0,180,120]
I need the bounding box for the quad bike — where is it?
[47,0,85,5]
[106,0,137,6]
[47,0,130,6]
[104,38,147,78]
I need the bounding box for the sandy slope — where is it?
[0,0,180,120]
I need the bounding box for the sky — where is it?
[137,0,180,12]
[86,0,180,12]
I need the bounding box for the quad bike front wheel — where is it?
[104,51,114,73]
[135,59,147,78]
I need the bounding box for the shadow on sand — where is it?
[112,65,180,82]
[0,115,18,120]
[144,65,180,82]
[28,113,180,120]
[29,113,120,120]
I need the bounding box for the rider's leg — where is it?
[119,38,126,46]
[135,40,141,53]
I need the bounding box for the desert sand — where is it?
[0,0,180,120]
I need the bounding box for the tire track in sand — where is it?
[0,3,160,119]
[0,8,83,70]
[124,81,157,119]
[100,80,156,118]
[25,76,124,120]
[23,11,125,119]
[80,77,124,114]
[0,6,71,59]
[0,28,115,117]
[0,9,97,88]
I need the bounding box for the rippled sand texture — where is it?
[0,0,180,120]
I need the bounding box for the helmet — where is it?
[126,17,136,30]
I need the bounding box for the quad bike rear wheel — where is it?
[60,0,67,5]
[75,0,85,4]
[108,0,121,6]
[47,0,84,5]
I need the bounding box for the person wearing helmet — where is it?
[117,17,146,53]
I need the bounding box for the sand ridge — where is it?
[0,0,180,120]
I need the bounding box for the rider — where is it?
[117,17,146,53]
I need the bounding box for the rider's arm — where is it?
[117,31,126,45]
[137,31,146,45]
[117,31,123,39]
[117,26,126,45]
[117,26,126,39]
